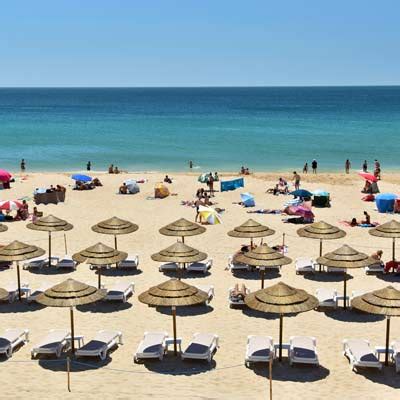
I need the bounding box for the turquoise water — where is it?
[0,87,399,172]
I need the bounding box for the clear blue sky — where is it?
[1,0,399,87]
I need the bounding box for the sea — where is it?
[0,86,399,173]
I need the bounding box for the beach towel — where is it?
[220,178,244,192]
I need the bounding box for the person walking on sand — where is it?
[302,162,308,174]
[311,159,318,174]
[87,161,91,171]
[345,159,351,174]
[293,171,301,190]
[20,158,26,172]
[362,160,368,172]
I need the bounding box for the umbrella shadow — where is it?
[161,270,211,279]
[231,270,281,281]
[76,301,133,313]
[100,268,143,277]
[375,273,400,283]
[27,267,73,276]
[249,361,330,382]
[0,301,45,313]
[156,304,214,317]
[324,308,385,323]
[303,272,353,283]
[354,366,400,388]
[142,356,216,376]
[241,308,297,320]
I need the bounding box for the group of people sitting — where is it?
[34,184,66,194]
[348,211,375,227]
[164,175,173,184]
[240,166,250,175]
[74,178,102,190]
[266,177,289,195]
[108,164,120,174]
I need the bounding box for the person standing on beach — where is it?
[303,162,308,174]
[345,159,351,174]
[311,159,318,174]
[208,172,214,197]
[87,161,91,171]
[20,159,26,172]
[189,160,193,169]
[362,160,368,172]
[293,171,301,190]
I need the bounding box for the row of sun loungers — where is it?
[159,259,213,274]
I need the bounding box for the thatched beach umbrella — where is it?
[27,215,73,267]
[245,282,318,361]
[72,243,127,288]
[151,241,207,276]
[36,279,106,353]
[228,219,275,247]
[317,245,375,309]
[0,241,45,300]
[0,223,8,233]
[369,220,400,262]
[0,287,9,301]
[159,218,206,243]
[352,286,400,366]
[139,279,208,355]
[91,216,138,249]
[235,244,292,288]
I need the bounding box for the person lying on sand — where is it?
[119,183,128,194]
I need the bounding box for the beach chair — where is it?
[0,261,11,269]
[289,336,319,366]
[181,333,219,363]
[349,290,366,309]
[195,284,215,304]
[228,284,250,307]
[228,255,250,272]
[27,282,52,303]
[4,282,29,303]
[105,281,134,303]
[118,254,139,269]
[31,329,70,358]
[343,339,382,371]
[75,330,123,361]
[187,259,213,274]
[0,329,29,358]
[159,262,179,272]
[315,288,338,308]
[133,331,168,362]
[245,335,274,366]
[364,262,384,274]
[22,256,47,270]
[326,266,346,273]
[295,257,317,274]
[391,340,400,372]
[56,255,77,270]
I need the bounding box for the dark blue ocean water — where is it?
[0,87,399,172]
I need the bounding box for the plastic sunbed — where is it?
[27,283,52,303]
[326,266,346,273]
[56,255,77,270]
[228,255,250,272]
[31,329,70,358]
[4,282,29,303]
[187,259,213,274]
[181,333,219,363]
[195,284,215,304]
[22,256,47,270]
[391,340,400,373]
[133,331,168,362]
[315,288,338,308]
[245,335,274,366]
[343,339,382,371]
[76,330,123,361]
[0,329,29,358]
[118,254,139,269]
[159,262,179,272]
[289,336,319,366]
[295,258,317,274]
[105,281,134,303]
[364,262,384,274]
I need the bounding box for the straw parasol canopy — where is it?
[352,286,400,366]
[139,279,208,355]
[27,215,73,267]
[0,288,9,301]
[245,282,318,361]
[228,219,275,246]
[317,245,375,309]
[159,218,206,243]
[0,241,45,301]
[235,244,292,288]
[369,220,400,261]
[0,223,8,233]
[72,243,127,288]
[91,216,139,249]
[36,279,106,353]
[297,221,346,257]
[151,241,207,265]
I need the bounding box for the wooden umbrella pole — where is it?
[385,317,391,366]
[48,231,52,268]
[182,236,185,244]
[98,267,102,289]
[260,269,265,289]
[64,233,68,254]
[279,314,283,362]
[172,306,177,356]
[16,262,22,301]
[67,356,71,392]
[282,233,285,254]
[70,307,75,354]
[393,238,396,262]
[269,354,273,400]
[319,239,323,272]
[343,271,347,310]
[114,235,118,250]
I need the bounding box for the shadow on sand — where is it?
[323,308,385,323]
[0,301,45,313]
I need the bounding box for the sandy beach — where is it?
[0,170,399,400]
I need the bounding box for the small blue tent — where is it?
[376,193,397,213]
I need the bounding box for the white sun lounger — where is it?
[27,283,52,303]
[22,256,47,270]
[343,339,382,371]
[0,329,29,358]
[31,329,70,358]
[181,333,219,363]
[349,290,367,309]
[295,258,317,274]
[76,330,123,361]
[315,288,338,308]
[4,282,29,303]
[391,340,400,373]
[195,285,215,304]
[133,331,168,362]
[228,255,250,272]
[326,266,346,273]
[289,336,319,366]
[159,262,179,272]
[56,255,77,270]
[187,259,213,274]
[245,335,274,366]
[118,254,139,269]
[105,281,134,303]
[364,262,384,274]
